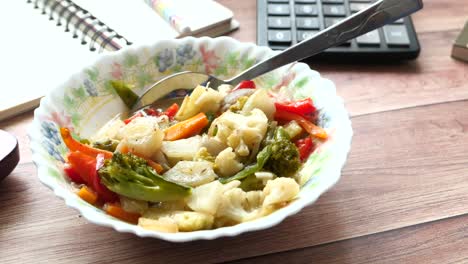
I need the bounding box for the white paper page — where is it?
[0,0,100,117]
[73,0,178,45]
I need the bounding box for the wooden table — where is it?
[1,1,467,263]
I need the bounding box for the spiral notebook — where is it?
[0,0,239,121]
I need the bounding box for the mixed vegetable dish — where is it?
[60,80,328,232]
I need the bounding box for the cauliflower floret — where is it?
[255,171,276,186]
[209,108,268,157]
[171,211,214,232]
[117,116,164,159]
[200,134,227,156]
[283,120,304,140]
[138,217,179,233]
[175,85,223,121]
[187,181,224,215]
[156,200,187,211]
[163,161,217,187]
[215,147,244,177]
[161,135,202,165]
[217,84,233,96]
[142,208,213,232]
[241,89,275,120]
[120,196,148,214]
[216,188,265,223]
[91,115,125,142]
[222,180,241,192]
[263,178,300,207]
[193,147,215,162]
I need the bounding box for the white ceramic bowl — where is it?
[29,37,352,242]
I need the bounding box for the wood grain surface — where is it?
[230,214,468,264]
[1,0,468,263]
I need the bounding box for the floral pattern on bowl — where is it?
[28,36,353,242]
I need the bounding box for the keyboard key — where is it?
[325,17,344,28]
[356,30,380,45]
[383,25,410,46]
[350,3,371,12]
[268,30,292,43]
[268,16,292,28]
[323,4,346,16]
[295,5,318,16]
[349,0,372,2]
[297,30,318,41]
[296,17,319,29]
[322,0,344,3]
[269,45,288,51]
[295,0,316,3]
[268,4,290,15]
[268,0,289,2]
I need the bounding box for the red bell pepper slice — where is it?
[274,98,316,117]
[233,80,256,91]
[66,151,118,203]
[64,163,85,184]
[275,110,328,140]
[93,154,119,203]
[163,103,179,119]
[123,112,143,124]
[67,151,97,185]
[295,137,314,161]
[144,108,160,117]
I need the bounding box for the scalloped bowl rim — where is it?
[28,36,353,242]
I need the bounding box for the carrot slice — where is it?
[274,110,328,140]
[164,112,209,141]
[60,128,113,159]
[105,204,141,224]
[296,117,328,140]
[77,186,98,205]
[147,160,164,174]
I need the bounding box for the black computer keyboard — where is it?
[257,0,421,61]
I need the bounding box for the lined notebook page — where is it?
[0,0,100,120]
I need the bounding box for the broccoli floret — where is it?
[99,153,191,202]
[194,147,215,162]
[220,126,300,183]
[264,127,301,177]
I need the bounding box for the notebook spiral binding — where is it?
[26,0,133,52]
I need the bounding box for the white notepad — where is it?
[0,0,239,121]
[0,0,100,121]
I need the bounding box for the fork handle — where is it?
[225,0,423,85]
